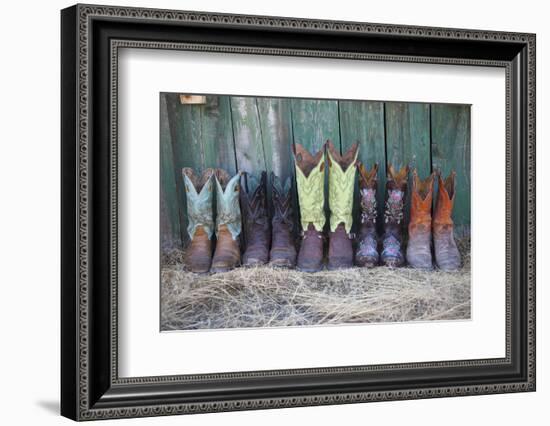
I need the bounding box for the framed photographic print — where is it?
[61,3,536,421]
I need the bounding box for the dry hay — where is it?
[161,238,471,331]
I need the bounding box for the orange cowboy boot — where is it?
[406,169,435,270]
[433,171,461,271]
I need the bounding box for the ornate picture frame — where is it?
[61,4,535,421]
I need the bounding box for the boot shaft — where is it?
[409,169,434,226]
[214,169,242,240]
[271,173,294,228]
[357,162,378,228]
[240,171,269,236]
[326,141,359,234]
[182,168,215,240]
[293,143,326,232]
[433,171,456,227]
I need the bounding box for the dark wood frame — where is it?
[61,3,536,421]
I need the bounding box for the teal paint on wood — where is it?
[257,98,295,215]
[339,101,385,232]
[430,104,471,237]
[230,97,266,175]
[201,96,238,175]
[385,102,431,225]
[290,99,340,151]
[160,94,182,250]
[257,98,294,182]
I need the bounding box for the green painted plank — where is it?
[430,104,471,237]
[160,93,182,251]
[290,99,340,152]
[230,97,266,175]
[339,100,385,232]
[256,97,295,216]
[201,96,237,175]
[256,98,294,182]
[385,102,431,225]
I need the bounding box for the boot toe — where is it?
[327,256,353,270]
[356,255,379,268]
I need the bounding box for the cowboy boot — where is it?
[406,169,435,270]
[269,173,297,268]
[240,171,270,267]
[210,169,242,273]
[433,171,461,271]
[326,141,359,270]
[355,162,379,268]
[294,143,326,272]
[381,164,408,267]
[182,168,215,273]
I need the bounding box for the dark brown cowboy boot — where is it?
[355,162,379,268]
[182,168,215,273]
[294,143,325,272]
[406,169,435,270]
[326,141,359,270]
[433,171,461,271]
[381,164,408,267]
[269,173,297,268]
[241,171,270,267]
[210,169,242,273]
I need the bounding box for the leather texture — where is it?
[355,162,379,268]
[294,143,326,272]
[296,223,324,272]
[214,169,242,240]
[326,141,358,269]
[182,168,215,273]
[241,171,271,267]
[293,144,326,232]
[211,169,242,272]
[182,168,215,239]
[326,141,359,234]
[211,225,241,273]
[433,171,461,271]
[381,164,409,267]
[269,173,297,268]
[406,169,435,270]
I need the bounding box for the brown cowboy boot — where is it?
[355,162,379,268]
[210,169,242,273]
[406,169,435,270]
[182,168,215,273]
[241,171,270,267]
[269,173,297,268]
[433,171,461,271]
[381,164,408,267]
[294,143,325,272]
[327,141,359,270]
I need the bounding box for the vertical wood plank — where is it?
[230,97,267,175]
[430,104,471,237]
[339,101,386,232]
[160,93,182,251]
[201,96,237,175]
[385,102,431,224]
[290,99,340,152]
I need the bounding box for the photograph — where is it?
[159,93,471,331]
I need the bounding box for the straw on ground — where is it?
[161,239,470,331]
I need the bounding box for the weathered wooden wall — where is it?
[160,93,471,250]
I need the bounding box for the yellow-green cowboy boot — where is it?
[182,168,215,273]
[294,143,326,272]
[327,141,359,270]
[210,169,242,273]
